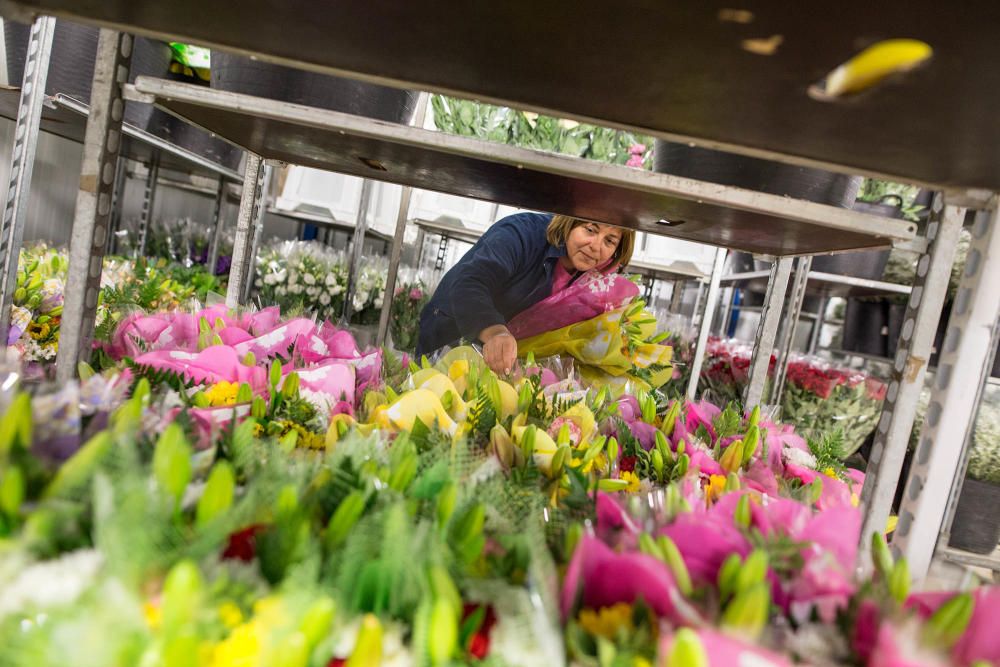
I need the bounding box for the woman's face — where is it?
[564,222,622,272]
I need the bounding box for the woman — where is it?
[417,212,635,374]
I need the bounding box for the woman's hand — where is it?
[480,324,518,376]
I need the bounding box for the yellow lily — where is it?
[374,389,458,437]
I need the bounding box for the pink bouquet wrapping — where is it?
[506,270,640,340]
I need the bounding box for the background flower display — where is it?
[119,217,235,276]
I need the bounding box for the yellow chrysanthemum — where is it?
[204,381,240,407]
[620,471,641,493]
[822,467,838,478]
[578,603,634,639]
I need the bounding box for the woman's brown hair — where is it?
[545,215,635,269]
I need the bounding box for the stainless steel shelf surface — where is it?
[722,269,912,299]
[4,1,1000,189]
[0,87,242,180]
[126,77,917,257]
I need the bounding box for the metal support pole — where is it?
[808,297,827,354]
[434,234,450,272]
[0,15,55,340]
[687,249,727,400]
[669,279,684,313]
[743,257,794,408]
[342,178,374,322]
[225,154,265,308]
[55,30,132,383]
[241,164,270,305]
[108,156,127,254]
[206,176,226,275]
[772,256,813,404]
[134,151,160,257]
[894,203,1000,580]
[857,196,966,573]
[376,92,430,348]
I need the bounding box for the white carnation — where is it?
[319,293,331,306]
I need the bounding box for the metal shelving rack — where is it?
[1,1,997,581]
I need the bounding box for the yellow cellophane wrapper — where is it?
[516,306,673,390]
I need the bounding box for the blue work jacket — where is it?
[417,212,565,356]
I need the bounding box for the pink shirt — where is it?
[551,262,577,295]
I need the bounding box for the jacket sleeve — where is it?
[447,224,528,341]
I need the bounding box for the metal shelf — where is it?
[412,217,483,246]
[722,269,912,299]
[940,546,1000,573]
[267,205,393,243]
[4,1,1000,189]
[126,77,918,258]
[0,86,241,181]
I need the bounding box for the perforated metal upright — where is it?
[744,257,794,408]
[0,15,54,341]
[206,175,227,275]
[857,196,966,572]
[134,151,160,257]
[342,178,374,322]
[225,154,266,308]
[894,200,1000,580]
[55,29,133,382]
[772,256,813,404]
[686,248,727,400]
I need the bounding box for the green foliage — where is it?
[431,95,655,169]
[807,429,847,477]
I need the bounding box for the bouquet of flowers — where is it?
[692,339,886,458]
[349,257,388,325]
[255,241,350,322]
[389,281,429,353]
[8,245,66,363]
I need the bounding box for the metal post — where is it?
[743,257,794,408]
[376,92,430,348]
[669,279,684,313]
[342,178,374,322]
[857,196,965,573]
[894,203,1000,580]
[772,256,813,404]
[206,176,226,275]
[108,157,127,254]
[808,297,827,354]
[241,164,271,304]
[687,248,727,400]
[225,154,265,308]
[134,151,160,257]
[55,30,133,383]
[0,16,55,340]
[434,234,450,272]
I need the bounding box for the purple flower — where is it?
[409,287,424,300]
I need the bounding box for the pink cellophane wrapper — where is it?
[506,270,640,340]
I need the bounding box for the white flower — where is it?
[0,549,103,620]
[276,286,287,297]
[328,285,343,297]
[290,284,303,294]
[307,287,319,298]
[275,268,287,283]
[783,445,818,469]
[353,295,366,311]
[374,297,384,309]
[263,273,277,285]
[325,273,337,287]
[319,293,331,306]
[304,273,316,286]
